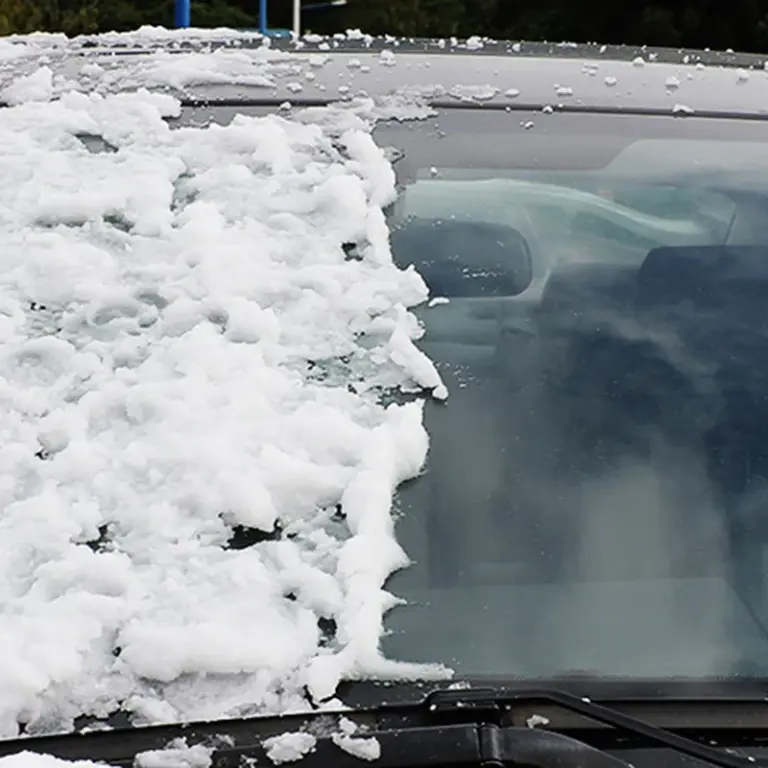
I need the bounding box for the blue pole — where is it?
[175,0,191,28]
[259,0,268,33]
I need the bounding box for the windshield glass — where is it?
[377,109,768,680]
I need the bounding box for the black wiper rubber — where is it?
[429,687,754,768]
[0,687,757,768]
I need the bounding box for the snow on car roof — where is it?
[3,28,768,117]
[0,32,451,740]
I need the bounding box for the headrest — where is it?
[538,263,637,320]
[636,245,768,326]
[389,217,533,298]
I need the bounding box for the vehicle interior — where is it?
[377,113,768,679]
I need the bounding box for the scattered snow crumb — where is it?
[737,68,750,82]
[466,36,484,51]
[379,50,396,67]
[429,167,439,176]
[522,120,535,129]
[555,85,573,96]
[347,58,362,69]
[696,62,706,71]
[604,76,617,86]
[665,76,680,89]
[511,42,522,53]
[526,714,550,729]
[632,56,645,67]
[286,82,303,93]
[264,732,317,764]
[542,105,554,114]
[427,297,449,307]
[673,103,694,114]
[504,88,521,98]
[599,45,607,53]
[682,54,690,64]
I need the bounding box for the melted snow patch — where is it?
[449,84,498,102]
[0,81,448,737]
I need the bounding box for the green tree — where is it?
[0,0,44,35]
[339,0,467,38]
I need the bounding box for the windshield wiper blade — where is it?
[428,687,755,768]
[0,687,757,768]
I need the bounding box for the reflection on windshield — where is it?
[381,171,768,679]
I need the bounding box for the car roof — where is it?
[4,33,768,118]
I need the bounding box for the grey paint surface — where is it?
[4,34,768,118]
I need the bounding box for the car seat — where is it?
[387,217,535,590]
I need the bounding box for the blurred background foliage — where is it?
[0,0,767,53]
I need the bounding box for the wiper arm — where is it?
[0,687,756,768]
[429,687,754,768]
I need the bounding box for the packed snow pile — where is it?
[0,741,213,768]
[0,36,449,739]
[0,755,104,768]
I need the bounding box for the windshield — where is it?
[377,109,768,680]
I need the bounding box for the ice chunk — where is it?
[332,733,381,761]
[135,742,213,768]
[265,732,317,764]
[331,718,381,761]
